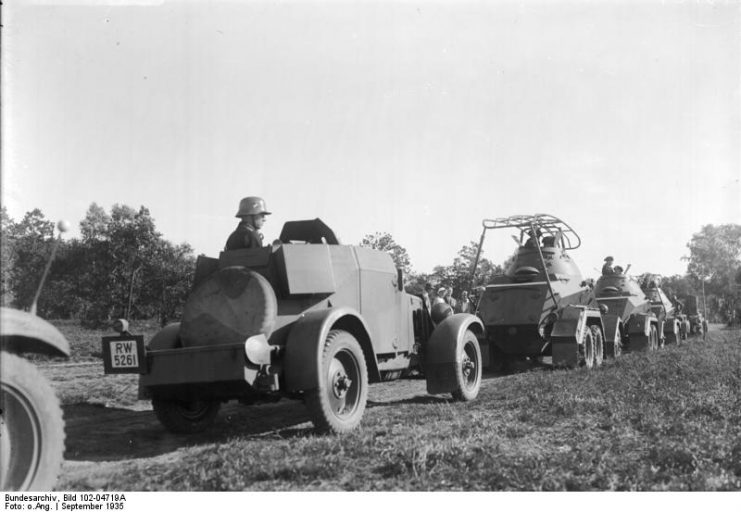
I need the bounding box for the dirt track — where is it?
[41,363,444,488]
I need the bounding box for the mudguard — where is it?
[551,305,588,343]
[425,313,483,394]
[0,307,70,358]
[284,307,379,391]
[627,313,652,337]
[601,314,621,344]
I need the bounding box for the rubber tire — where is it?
[0,353,65,491]
[305,330,368,434]
[451,330,482,401]
[579,327,596,369]
[649,324,659,351]
[152,399,221,434]
[590,325,604,367]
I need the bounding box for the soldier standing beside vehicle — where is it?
[456,290,472,314]
[225,196,271,250]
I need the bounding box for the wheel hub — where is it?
[332,371,352,399]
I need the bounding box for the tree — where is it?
[428,241,503,298]
[4,209,55,310]
[1,207,15,305]
[684,224,741,322]
[359,232,412,275]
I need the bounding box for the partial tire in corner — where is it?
[0,353,65,491]
[305,330,368,434]
[451,330,482,401]
[152,399,221,434]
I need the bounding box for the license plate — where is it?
[102,335,145,374]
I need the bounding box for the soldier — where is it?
[456,290,472,314]
[433,287,448,306]
[601,256,614,276]
[225,196,271,251]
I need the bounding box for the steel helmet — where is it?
[236,196,272,217]
[604,256,614,262]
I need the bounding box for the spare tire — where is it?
[180,267,277,348]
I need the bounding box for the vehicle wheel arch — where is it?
[284,307,380,392]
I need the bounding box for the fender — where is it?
[627,313,652,337]
[0,307,70,358]
[551,305,588,343]
[600,314,621,344]
[284,307,379,392]
[425,313,484,394]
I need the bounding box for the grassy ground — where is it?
[49,323,741,491]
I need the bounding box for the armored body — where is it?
[102,219,483,434]
[472,214,605,369]
[594,272,671,354]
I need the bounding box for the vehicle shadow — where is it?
[62,400,314,462]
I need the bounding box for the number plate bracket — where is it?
[102,335,147,374]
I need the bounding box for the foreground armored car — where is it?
[472,214,605,369]
[594,272,671,355]
[102,219,483,434]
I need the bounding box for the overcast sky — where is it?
[2,0,739,279]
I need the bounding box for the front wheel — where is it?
[649,324,659,351]
[451,331,482,401]
[305,330,368,434]
[152,398,221,434]
[0,353,65,491]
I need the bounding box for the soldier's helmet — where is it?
[604,256,614,262]
[236,197,272,217]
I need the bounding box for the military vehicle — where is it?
[640,275,680,346]
[594,271,669,354]
[1,221,70,491]
[471,214,605,369]
[682,295,706,336]
[102,219,483,434]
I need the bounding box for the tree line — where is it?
[1,204,194,326]
[2,204,739,326]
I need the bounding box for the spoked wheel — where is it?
[0,353,65,491]
[451,331,482,401]
[152,398,221,434]
[305,330,368,434]
[579,327,596,369]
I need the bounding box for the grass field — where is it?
[45,322,741,491]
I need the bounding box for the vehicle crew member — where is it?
[601,256,614,276]
[433,287,448,306]
[225,196,271,250]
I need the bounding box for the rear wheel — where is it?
[152,398,220,434]
[305,330,368,434]
[0,353,65,491]
[451,331,482,401]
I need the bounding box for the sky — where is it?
[2,0,740,281]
